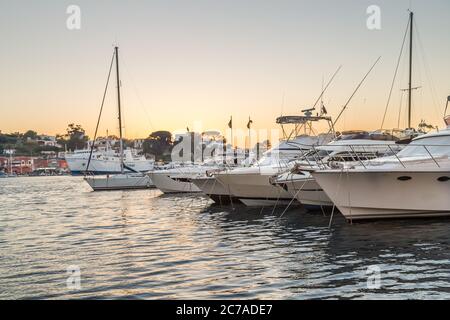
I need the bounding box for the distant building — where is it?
[36,135,61,148]
[134,139,145,150]
[3,149,16,155]
[0,156,68,175]
[0,156,34,175]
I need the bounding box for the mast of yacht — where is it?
[407,11,414,129]
[115,46,125,174]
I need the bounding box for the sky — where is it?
[0,0,449,140]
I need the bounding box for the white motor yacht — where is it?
[312,123,450,221]
[66,148,154,176]
[273,130,403,208]
[215,113,335,207]
[148,164,207,193]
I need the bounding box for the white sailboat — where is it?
[84,46,154,191]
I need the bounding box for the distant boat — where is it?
[83,46,154,191]
[66,146,154,176]
[149,131,246,194]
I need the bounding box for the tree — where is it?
[65,124,88,151]
[143,131,173,161]
[23,130,38,140]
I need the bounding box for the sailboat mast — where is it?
[115,46,124,173]
[408,11,413,129]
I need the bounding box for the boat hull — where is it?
[312,170,450,220]
[149,172,202,193]
[216,170,299,207]
[191,177,241,204]
[84,174,155,191]
[277,172,333,208]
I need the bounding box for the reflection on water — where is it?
[1,176,450,299]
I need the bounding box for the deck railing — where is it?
[290,143,450,171]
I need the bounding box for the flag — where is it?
[186,127,190,132]
[321,105,328,115]
[447,96,450,101]
[247,117,253,129]
[228,117,232,129]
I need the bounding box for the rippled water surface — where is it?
[1,176,450,299]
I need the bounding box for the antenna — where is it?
[321,75,324,108]
[312,65,342,110]
[280,92,285,116]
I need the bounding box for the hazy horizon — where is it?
[1,0,449,139]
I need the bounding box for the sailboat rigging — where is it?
[82,46,155,191]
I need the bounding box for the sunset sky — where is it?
[1,0,449,140]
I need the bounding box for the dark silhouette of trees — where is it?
[64,124,89,151]
[143,131,173,161]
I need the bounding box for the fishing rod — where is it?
[332,56,382,128]
[312,65,342,111]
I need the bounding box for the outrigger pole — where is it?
[312,65,342,111]
[332,56,381,128]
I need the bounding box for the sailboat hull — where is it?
[84,174,154,191]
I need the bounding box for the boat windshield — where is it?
[254,153,291,167]
[335,131,398,141]
[300,149,333,162]
[397,136,450,158]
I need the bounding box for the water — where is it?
[1,176,450,299]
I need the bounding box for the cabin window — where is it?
[397,176,412,181]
